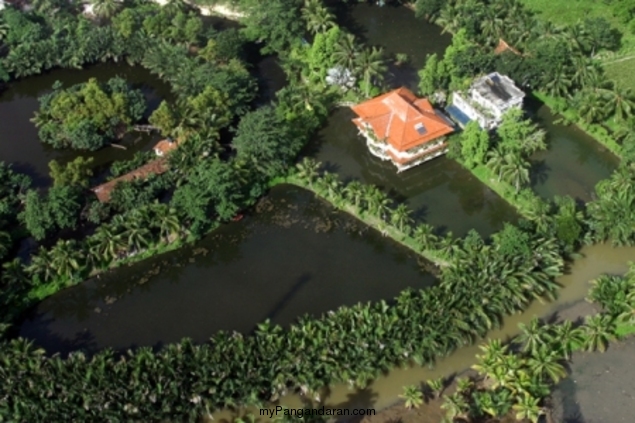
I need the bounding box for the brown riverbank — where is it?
[357,299,602,423]
[550,335,635,423]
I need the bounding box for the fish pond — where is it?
[20,185,436,355]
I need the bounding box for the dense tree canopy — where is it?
[32,78,146,150]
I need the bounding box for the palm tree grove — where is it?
[0,0,634,422]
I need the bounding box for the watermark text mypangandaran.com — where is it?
[260,406,376,419]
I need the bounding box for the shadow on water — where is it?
[19,185,436,356]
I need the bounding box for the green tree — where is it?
[333,33,359,74]
[49,157,94,188]
[20,190,53,241]
[90,0,121,19]
[512,393,543,423]
[32,78,146,151]
[50,239,83,280]
[582,314,615,352]
[355,46,387,97]
[302,0,335,35]
[240,0,304,55]
[460,121,489,168]
[417,53,448,96]
[399,385,423,409]
[232,106,297,178]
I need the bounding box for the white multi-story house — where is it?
[448,72,524,130]
[351,87,455,173]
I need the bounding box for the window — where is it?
[415,123,427,135]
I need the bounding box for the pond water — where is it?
[526,97,619,202]
[19,185,436,355]
[307,108,519,237]
[331,1,451,91]
[0,63,171,187]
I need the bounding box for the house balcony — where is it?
[358,128,448,172]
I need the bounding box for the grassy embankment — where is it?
[458,161,536,219]
[271,176,452,268]
[521,0,635,91]
[25,226,219,303]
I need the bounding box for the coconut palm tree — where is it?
[26,249,56,283]
[318,172,342,202]
[89,225,122,265]
[512,393,543,423]
[121,214,152,253]
[302,0,335,35]
[295,157,321,187]
[552,320,585,359]
[343,180,365,210]
[486,148,506,181]
[604,84,635,122]
[571,56,600,89]
[333,33,359,75]
[90,0,121,19]
[582,314,616,352]
[544,66,572,97]
[576,90,609,124]
[355,46,387,97]
[1,258,30,289]
[413,223,438,251]
[153,204,181,244]
[399,385,423,409]
[50,240,84,280]
[527,346,567,384]
[437,6,462,35]
[501,153,530,192]
[391,204,413,234]
[517,318,550,355]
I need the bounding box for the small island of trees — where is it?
[32,77,146,150]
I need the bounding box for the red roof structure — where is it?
[351,88,454,171]
[494,39,521,56]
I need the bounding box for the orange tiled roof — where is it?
[494,39,521,56]
[351,87,454,152]
[92,158,169,203]
[153,139,178,155]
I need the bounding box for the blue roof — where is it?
[445,104,472,128]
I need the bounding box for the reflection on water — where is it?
[332,2,452,91]
[307,108,519,237]
[526,97,619,202]
[0,63,171,186]
[20,185,436,355]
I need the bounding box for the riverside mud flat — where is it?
[551,335,635,423]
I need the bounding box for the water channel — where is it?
[526,96,619,202]
[20,185,436,355]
